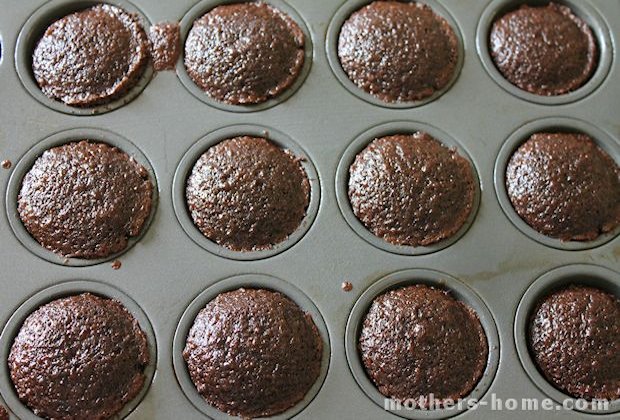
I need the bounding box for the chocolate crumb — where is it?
[342,282,353,292]
[112,260,122,270]
[1,160,11,169]
[149,22,180,71]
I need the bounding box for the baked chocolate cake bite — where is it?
[490,3,597,96]
[33,4,149,107]
[506,133,619,241]
[359,284,488,407]
[183,288,323,417]
[529,286,620,401]
[18,141,153,259]
[186,136,310,251]
[348,133,475,247]
[0,406,7,420]
[8,293,150,419]
[184,2,305,105]
[338,1,458,103]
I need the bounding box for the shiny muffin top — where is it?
[8,293,150,419]
[338,1,458,103]
[33,4,149,107]
[184,2,305,105]
[506,132,619,241]
[186,136,310,251]
[18,141,153,259]
[359,284,488,407]
[529,286,620,401]
[490,3,597,96]
[349,133,475,247]
[183,288,323,417]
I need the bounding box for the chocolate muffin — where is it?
[349,133,475,247]
[338,1,459,103]
[183,288,323,417]
[149,22,180,71]
[32,4,149,107]
[359,285,488,407]
[184,2,305,105]
[18,141,153,259]
[490,3,597,96]
[529,286,620,401]
[186,136,310,251]
[506,133,619,241]
[8,293,150,419]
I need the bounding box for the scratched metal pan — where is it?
[0,0,618,419]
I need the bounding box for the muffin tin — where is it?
[0,0,618,419]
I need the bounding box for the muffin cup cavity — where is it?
[0,280,157,420]
[326,0,464,109]
[176,0,313,113]
[336,121,480,256]
[15,0,153,116]
[494,117,620,250]
[173,124,320,261]
[5,128,159,267]
[172,274,331,420]
[476,0,612,105]
[514,264,620,414]
[345,269,500,420]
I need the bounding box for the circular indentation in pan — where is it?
[325,0,464,109]
[345,269,500,419]
[172,124,320,261]
[494,117,620,250]
[335,121,480,256]
[176,0,313,113]
[0,280,157,420]
[15,0,153,116]
[5,128,159,267]
[476,0,612,105]
[173,274,331,419]
[515,264,620,414]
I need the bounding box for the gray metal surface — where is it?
[0,0,618,419]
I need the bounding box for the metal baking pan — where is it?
[0,0,618,418]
